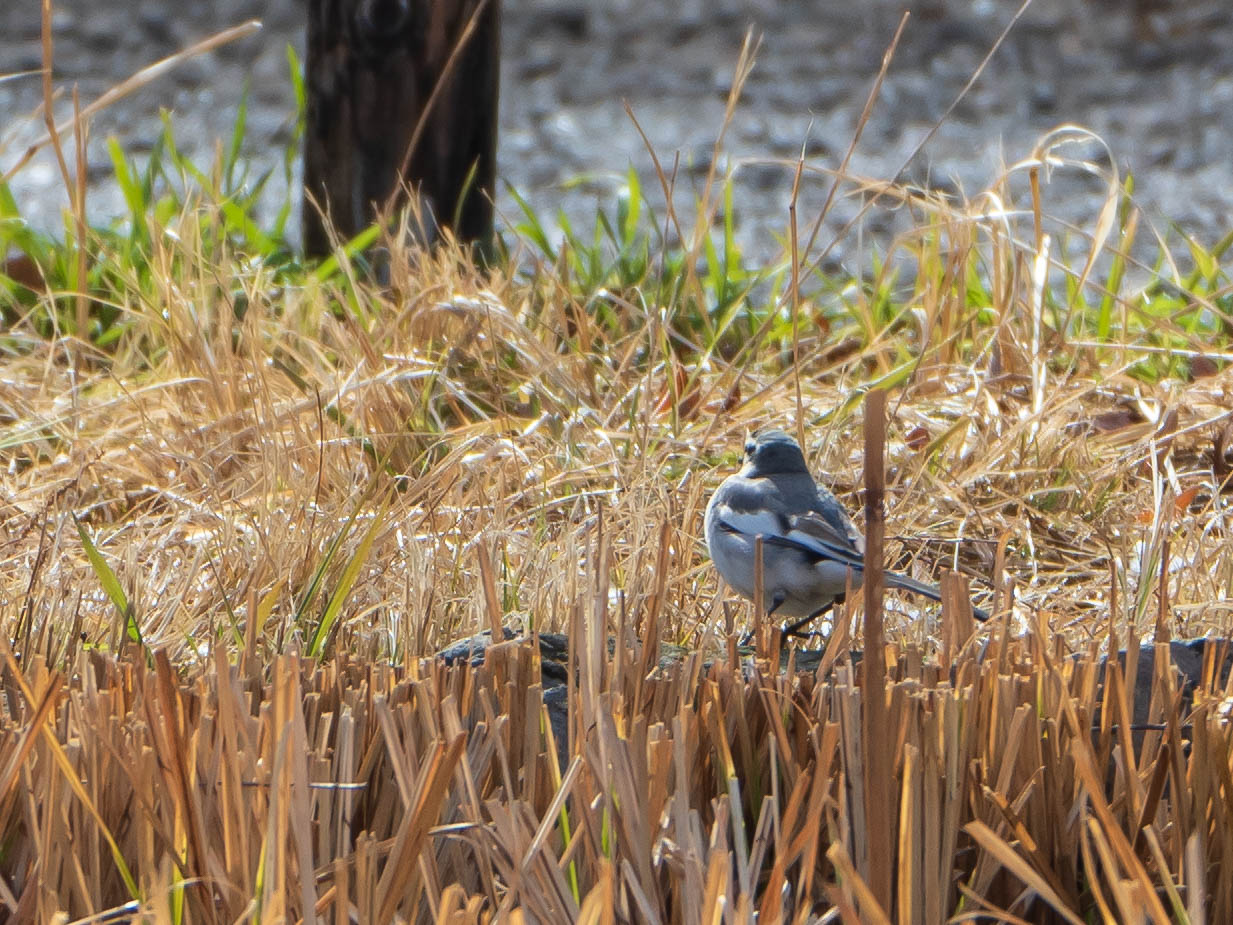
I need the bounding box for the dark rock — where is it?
[138,5,178,47]
[1092,639,1233,729]
[436,626,517,666]
[543,684,570,770]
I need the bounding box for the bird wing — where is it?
[769,510,866,569]
[713,503,865,570]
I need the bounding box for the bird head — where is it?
[742,428,810,477]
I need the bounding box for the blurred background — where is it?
[2,0,1231,267]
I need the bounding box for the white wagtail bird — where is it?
[704,428,989,636]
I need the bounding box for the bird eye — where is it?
[744,437,757,458]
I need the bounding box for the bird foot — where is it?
[782,624,829,641]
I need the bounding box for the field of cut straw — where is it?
[3,14,1233,925]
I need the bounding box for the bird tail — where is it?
[885,570,990,622]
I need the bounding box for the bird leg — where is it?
[738,591,788,646]
[781,598,840,639]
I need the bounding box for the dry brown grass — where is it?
[2,187,1233,917]
[5,7,1233,921]
[2,619,1232,921]
[4,208,1232,663]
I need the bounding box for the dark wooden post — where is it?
[302,0,501,257]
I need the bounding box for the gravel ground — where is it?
[2,0,1232,269]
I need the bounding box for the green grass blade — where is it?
[310,223,382,282]
[75,516,145,652]
[307,499,389,657]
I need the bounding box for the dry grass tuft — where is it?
[1,627,1231,920]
